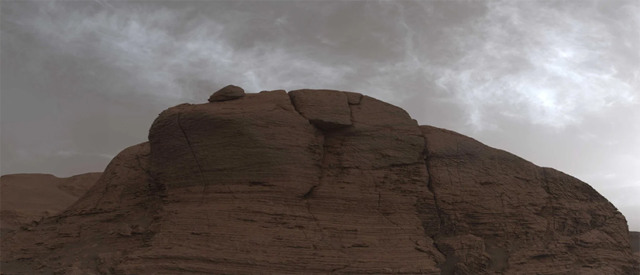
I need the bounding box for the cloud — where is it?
[11,1,355,102]
[434,0,639,130]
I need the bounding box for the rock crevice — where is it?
[422,139,448,265]
[175,113,208,200]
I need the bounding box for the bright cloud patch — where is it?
[23,3,354,101]
[436,0,639,129]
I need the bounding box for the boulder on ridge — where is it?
[208,84,245,102]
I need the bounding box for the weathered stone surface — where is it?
[345,91,363,105]
[208,84,245,102]
[129,90,441,274]
[1,89,637,274]
[421,125,638,274]
[289,89,352,130]
[0,172,101,234]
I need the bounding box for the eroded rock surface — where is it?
[421,126,638,274]
[289,89,352,130]
[1,89,637,274]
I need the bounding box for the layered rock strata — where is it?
[1,89,637,274]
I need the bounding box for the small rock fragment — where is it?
[208,85,245,102]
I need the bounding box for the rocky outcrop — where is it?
[0,173,101,234]
[421,126,638,274]
[1,88,637,274]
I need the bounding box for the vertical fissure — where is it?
[301,131,328,199]
[347,102,355,125]
[135,147,166,199]
[286,92,305,119]
[540,168,555,243]
[423,136,448,262]
[176,113,209,202]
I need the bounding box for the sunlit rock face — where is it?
[1,89,637,274]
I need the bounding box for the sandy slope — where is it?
[0,173,101,234]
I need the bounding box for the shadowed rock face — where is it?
[1,89,638,274]
[631,231,640,259]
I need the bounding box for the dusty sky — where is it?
[1,0,638,230]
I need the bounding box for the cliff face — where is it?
[1,89,637,274]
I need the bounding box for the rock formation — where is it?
[0,173,101,235]
[1,88,638,274]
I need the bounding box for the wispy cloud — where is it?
[435,0,639,130]
[18,1,354,101]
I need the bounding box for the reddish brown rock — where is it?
[421,126,638,274]
[289,89,352,130]
[345,91,363,105]
[208,84,245,102]
[1,89,637,274]
[128,90,440,273]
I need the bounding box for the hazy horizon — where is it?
[1,0,638,230]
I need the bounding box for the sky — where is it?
[1,0,638,230]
